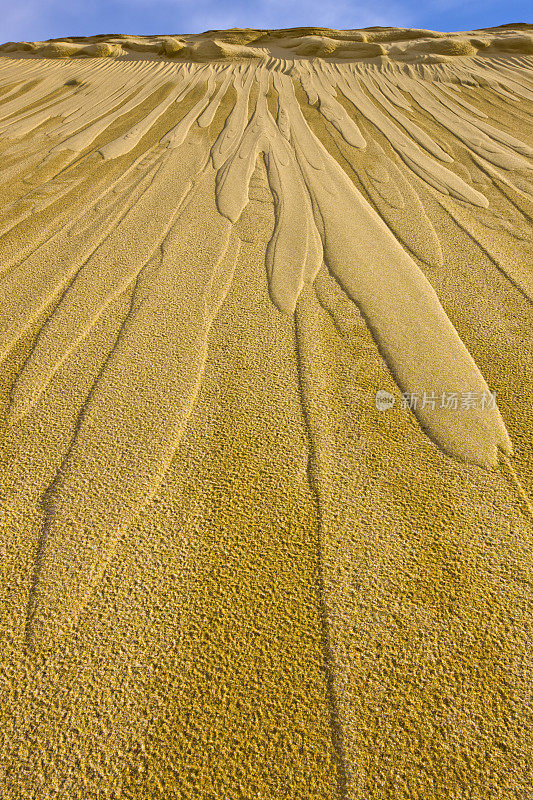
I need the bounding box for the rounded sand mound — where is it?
[2,24,533,63]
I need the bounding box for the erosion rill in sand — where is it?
[0,25,532,800]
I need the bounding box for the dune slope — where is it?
[0,25,532,800]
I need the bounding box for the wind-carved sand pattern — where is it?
[0,30,532,792]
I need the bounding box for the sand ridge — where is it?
[2,24,533,63]
[0,28,532,798]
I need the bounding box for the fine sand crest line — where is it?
[0,43,530,651]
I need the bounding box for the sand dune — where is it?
[3,24,533,62]
[0,26,532,799]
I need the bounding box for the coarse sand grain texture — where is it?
[0,23,532,800]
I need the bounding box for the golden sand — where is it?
[0,24,532,799]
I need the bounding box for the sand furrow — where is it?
[302,63,366,149]
[334,68,488,205]
[0,62,113,138]
[0,75,69,123]
[294,283,351,799]
[26,174,239,650]
[0,151,170,364]
[9,138,213,421]
[395,74,533,170]
[277,72,513,468]
[159,68,217,149]
[439,194,533,303]
[51,66,179,155]
[342,133,444,268]
[0,145,164,270]
[355,70,455,161]
[46,61,166,144]
[211,64,258,169]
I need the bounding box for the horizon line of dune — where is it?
[2,24,533,63]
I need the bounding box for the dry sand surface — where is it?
[0,23,532,799]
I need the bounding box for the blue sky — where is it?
[0,0,530,43]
